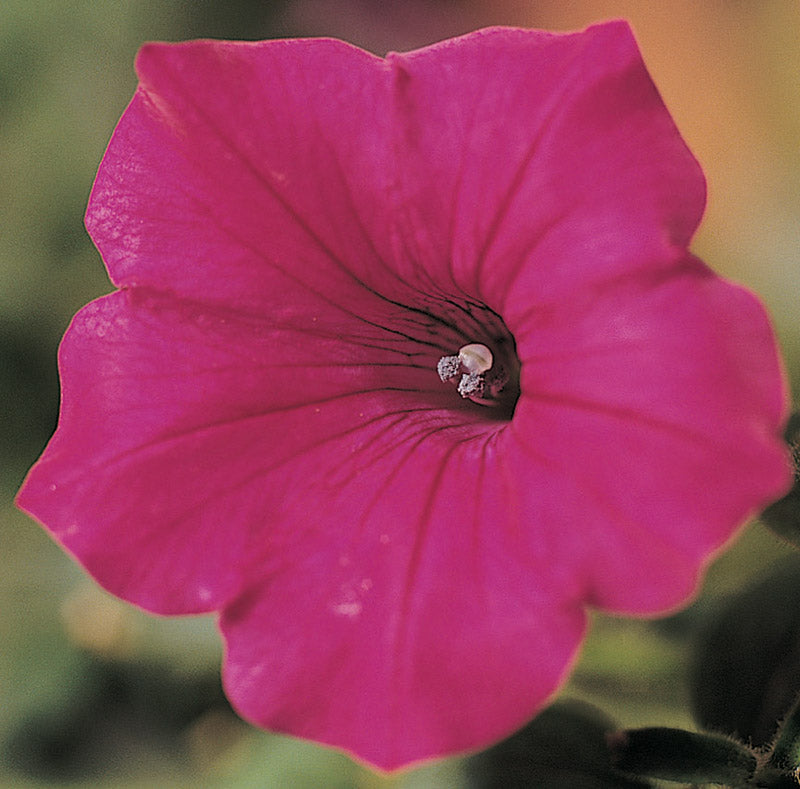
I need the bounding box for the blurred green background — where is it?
[2,2,798,787]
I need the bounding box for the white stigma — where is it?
[458,343,493,375]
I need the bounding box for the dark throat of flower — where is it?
[437,334,520,421]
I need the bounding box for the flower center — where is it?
[437,342,517,413]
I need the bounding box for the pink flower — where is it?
[17,21,790,770]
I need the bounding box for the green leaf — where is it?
[608,726,756,785]
[469,699,653,788]
[750,766,800,788]
[692,555,800,747]
[767,693,800,775]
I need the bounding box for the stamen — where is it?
[437,342,508,407]
[457,372,485,399]
[437,354,461,382]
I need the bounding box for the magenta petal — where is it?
[509,258,790,612]
[219,431,587,769]
[85,37,407,314]
[16,286,452,614]
[17,20,792,772]
[388,22,705,307]
[17,290,273,613]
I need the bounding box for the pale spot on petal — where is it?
[331,600,362,618]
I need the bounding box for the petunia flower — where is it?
[17,21,791,770]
